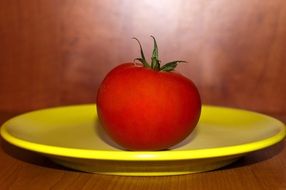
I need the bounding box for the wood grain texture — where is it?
[0,0,286,189]
[0,0,286,115]
[0,114,285,190]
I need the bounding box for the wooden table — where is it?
[1,1,286,189]
[0,113,285,190]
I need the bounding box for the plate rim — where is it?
[1,104,285,161]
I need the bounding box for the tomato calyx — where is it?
[133,36,187,72]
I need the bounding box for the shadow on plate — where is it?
[94,117,199,151]
[94,118,125,150]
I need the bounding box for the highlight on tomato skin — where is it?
[96,36,202,151]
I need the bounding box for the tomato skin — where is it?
[97,63,201,150]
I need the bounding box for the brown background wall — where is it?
[0,0,285,120]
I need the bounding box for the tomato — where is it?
[96,36,201,150]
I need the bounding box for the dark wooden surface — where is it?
[0,0,286,189]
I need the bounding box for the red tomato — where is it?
[96,36,201,150]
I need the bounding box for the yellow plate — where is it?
[1,104,285,176]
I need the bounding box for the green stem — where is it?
[133,36,186,72]
[132,37,149,67]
